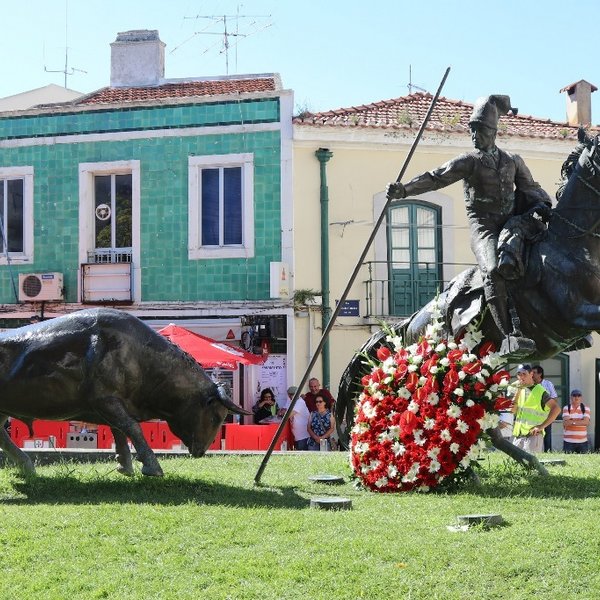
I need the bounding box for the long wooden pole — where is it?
[254,66,451,484]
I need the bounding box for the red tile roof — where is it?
[293,92,595,140]
[76,77,278,105]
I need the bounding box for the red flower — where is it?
[492,370,510,384]
[399,410,418,434]
[494,396,512,410]
[478,340,496,356]
[447,349,463,362]
[443,368,459,392]
[405,371,419,392]
[376,346,392,361]
[462,360,482,375]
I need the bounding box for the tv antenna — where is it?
[44,0,87,88]
[407,65,427,94]
[174,8,272,74]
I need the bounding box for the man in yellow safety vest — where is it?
[511,364,560,453]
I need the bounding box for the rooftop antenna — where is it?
[407,65,427,94]
[44,0,87,88]
[175,8,272,74]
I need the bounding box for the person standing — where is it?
[303,377,335,412]
[283,386,310,451]
[511,364,560,453]
[387,95,552,355]
[532,365,558,452]
[307,393,336,451]
[562,389,591,453]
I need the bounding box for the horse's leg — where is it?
[487,426,549,475]
[0,416,35,475]
[110,427,134,476]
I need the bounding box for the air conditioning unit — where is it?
[18,272,64,302]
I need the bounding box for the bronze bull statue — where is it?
[0,308,248,476]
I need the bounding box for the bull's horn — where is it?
[216,384,252,415]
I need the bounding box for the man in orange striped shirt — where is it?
[562,389,590,453]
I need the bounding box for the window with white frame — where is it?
[188,153,254,259]
[0,166,34,264]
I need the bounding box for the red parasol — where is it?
[158,324,266,370]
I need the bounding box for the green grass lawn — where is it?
[1,451,600,599]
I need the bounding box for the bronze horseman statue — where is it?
[386,94,552,357]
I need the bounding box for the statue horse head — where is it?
[336,133,600,447]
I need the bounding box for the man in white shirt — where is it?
[283,386,310,450]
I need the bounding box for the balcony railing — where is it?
[363,260,476,319]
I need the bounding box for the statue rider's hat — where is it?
[469,95,515,130]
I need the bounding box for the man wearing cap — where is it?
[387,95,552,356]
[562,389,590,453]
[511,364,560,453]
[281,386,310,450]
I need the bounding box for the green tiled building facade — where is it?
[0,96,287,304]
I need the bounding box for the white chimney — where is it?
[110,30,165,88]
[560,80,597,126]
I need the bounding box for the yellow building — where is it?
[292,80,598,449]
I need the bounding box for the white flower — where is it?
[417,485,430,493]
[447,404,462,418]
[388,425,400,439]
[401,462,420,483]
[459,456,471,469]
[351,421,369,434]
[454,387,464,397]
[362,401,377,419]
[427,447,440,459]
[458,371,466,381]
[361,459,381,473]
[450,442,460,454]
[407,400,420,414]
[477,412,500,430]
[378,431,395,443]
[382,356,396,372]
[387,464,398,479]
[456,420,469,434]
[372,391,384,402]
[428,392,440,405]
[428,459,441,473]
[462,328,483,351]
[439,357,450,367]
[440,428,452,441]
[482,353,503,370]
[419,376,427,385]
[435,342,447,353]
[430,366,439,375]
[392,441,406,456]
[408,364,418,372]
[465,399,475,407]
[412,354,423,365]
[413,429,425,445]
[375,476,388,488]
[353,441,370,455]
[423,418,436,430]
[397,387,411,399]
[447,341,458,350]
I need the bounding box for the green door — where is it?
[388,201,441,316]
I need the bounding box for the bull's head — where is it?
[167,382,250,457]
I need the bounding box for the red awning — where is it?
[158,324,265,370]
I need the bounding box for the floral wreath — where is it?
[350,303,511,492]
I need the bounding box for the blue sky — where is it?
[1,0,599,122]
